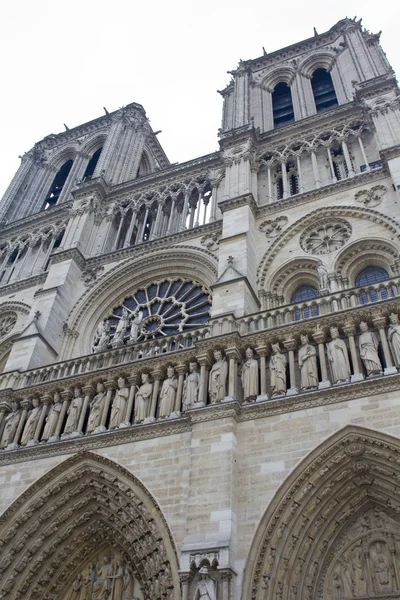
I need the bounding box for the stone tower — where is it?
[1,17,400,600]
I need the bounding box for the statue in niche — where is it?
[67,573,82,600]
[209,349,228,403]
[298,334,318,390]
[241,347,259,400]
[371,542,394,593]
[80,562,95,600]
[109,377,129,429]
[112,308,130,347]
[269,343,287,396]
[326,327,351,383]
[183,362,200,410]
[63,387,83,435]
[92,556,113,599]
[87,382,106,433]
[159,366,178,418]
[110,559,125,599]
[42,392,62,441]
[317,260,329,290]
[352,546,367,597]
[134,373,153,423]
[193,566,217,600]
[129,308,144,343]
[359,321,382,376]
[20,397,41,445]
[0,401,20,448]
[388,313,400,367]
[92,320,111,353]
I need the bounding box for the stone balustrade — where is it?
[1,308,400,453]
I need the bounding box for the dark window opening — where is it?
[276,177,284,200]
[289,172,299,195]
[356,266,391,305]
[42,160,73,210]
[272,82,295,128]
[142,216,153,242]
[83,147,102,180]
[311,68,338,113]
[292,285,319,321]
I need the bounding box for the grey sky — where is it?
[0,0,398,198]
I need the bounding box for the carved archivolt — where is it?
[0,451,180,600]
[334,239,399,283]
[268,259,319,300]
[242,425,400,600]
[300,219,352,255]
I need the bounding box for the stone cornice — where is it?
[0,273,47,298]
[49,247,86,270]
[0,201,72,238]
[218,193,258,217]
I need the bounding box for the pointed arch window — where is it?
[291,285,319,320]
[311,68,338,113]
[356,266,393,304]
[272,82,294,128]
[42,159,73,210]
[83,147,102,180]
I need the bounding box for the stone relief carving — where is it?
[359,321,383,376]
[134,373,153,423]
[317,260,329,290]
[200,231,221,252]
[110,377,129,429]
[81,266,104,286]
[92,321,111,353]
[354,184,387,207]
[388,313,400,367]
[298,334,318,390]
[63,387,83,437]
[0,311,17,338]
[241,347,259,401]
[20,397,41,446]
[87,383,106,433]
[259,216,288,238]
[270,343,287,396]
[300,219,352,255]
[183,362,200,409]
[0,400,20,448]
[326,327,351,383]
[159,366,177,418]
[209,349,228,403]
[42,392,63,441]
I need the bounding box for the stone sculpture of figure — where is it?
[269,343,287,396]
[123,565,134,599]
[359,321,382,376]
[371,542,394,593]
[209,349,228,403]
[110,560,124,600]
[388,313,400,368]
[298,334,318,390]
[194,566,217,600]
[63,387,83,435]
[352,546,367,597]
[241,347,259,400]
[129,309,144,343]
[326,327,351,384]
[42,392,62,441]
[183,362,200,410]
[92,320,111,353]
[92,556,113,599]
[0,401,20,448]
[20,397,41,445]
[317,260,329,290]
[68,573,82,600]
[81,563,94,600]
[87,383,106,433]
[159,366,178,418]
[340,552,354,598]
[109,377,130,429]
[134,373,153,423]
[112,307,129,347]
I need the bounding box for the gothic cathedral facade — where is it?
[1,17,400,600]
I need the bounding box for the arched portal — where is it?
[0,452,180,600]
[242,425,400,600]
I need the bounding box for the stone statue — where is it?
[159,366,178,418]
[359,321,382,376]
[241,347,259,400]
[339,552,353,598]
[110,559,125,599]
[0,401,20,448]
[68,573,82,600]
[209,349,228,403]
[317,260,329,290]
[194,566,217,600]
[92,556,113,599]
[183,362,200,410]
[123,565,134,599]
[42,392,62,441]
[63,387,83,435]
[371,542,394,593]
[112,308,130,347]
[92,320,111,353]
[129,309,144,343]
[109,377,129,429]
[388,313,400,367]
[326,327,351,383]
[80,563,94,600]
[134,373,153,423]
[269,343,287,396]
[20,398,41,445]
[87,383,106,433]
[352,546,367,597]
[298,334,318,390]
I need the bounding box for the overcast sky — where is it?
[0,0,398,198]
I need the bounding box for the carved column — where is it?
[255,345,269,398]
[342,322,364,382]
[180,192,190,230]
[180,574,191,600]
[326,147,337,182]
[97,381,115,432]
[283,338,298,395]
[166,198,176,234]
[281,161,289,199]
[225,347,242,400]
[312,329,331,389]
[9,400,27,449]
[209,183,219,222]
[296,155,304,193]
[373,316,398,375]
[31,394,51,445]
[310,150,321,188]
[122,374,139,426]
[77,385,94,435]
[358,136,370,172]
[124,208,138,247]
[54,389,72,439]
[196,353,211,406]
[150,369,163,420]
[174,364,187,413]
[112,212,126,251]
[220,571,232,600]
[151,203,163,240]
[341,140,355,177]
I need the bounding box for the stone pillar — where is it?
[180,574,191,600]
[283,338,298,395]
[149,369,163,421]
[53,389,72,440]
[209,183,219,222]
[255,345,269,399]
[342,322,364,382]
[194,191,202,227]
[312,328,331,389]
[373,316,398,375]
[124,209,138,247]
[225,347,241,400]
[221,571,232,600]
[112,212,126,250]
[121,375,139,426]
[166,198,176,234]
[96,381,115,433]
[77,385,94,435]
[358,136,370,172]
[326,147,337,182]
[196,354,211,406]
[310,150,321,188]
[341,140,355,177]
[180,192,190,230]
[9,400,28,449]
[281,161,289,199]
[174,364,187,413]
[296,155,304,193]
[267,166,273,202]
[151,203,163,240]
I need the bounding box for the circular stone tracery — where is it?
[0,312,17,338]
[300,219,352,255]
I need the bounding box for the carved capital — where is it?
[150,369,164,381]
[224,346,242,362]
[342,323,357,337]
[82,385,95,396]
[372,315,387,330]
[255,344,269,358]
[312,328,326,344]
[283,338,297,352]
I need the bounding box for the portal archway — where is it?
[242,425,400,600]
[0,452,180,599]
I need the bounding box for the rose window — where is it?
[0,312,17,338]
[300,219,352,255]
[93,279,211,351]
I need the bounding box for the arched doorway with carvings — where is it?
[242,425,400,600]
[0,451,180,600]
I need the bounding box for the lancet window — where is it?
[311,68,338,113]
[356,266,394,304]
[83,147,102,180]
[42,159,73,210]
[291,285,319,320]
[272,82,295,128]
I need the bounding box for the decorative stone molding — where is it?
[259,216,288,238]
[300,218,352,255]
[200,231,221,252]
[81,265,104,286]
[354,184,387,207]
[0,312,17,338]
